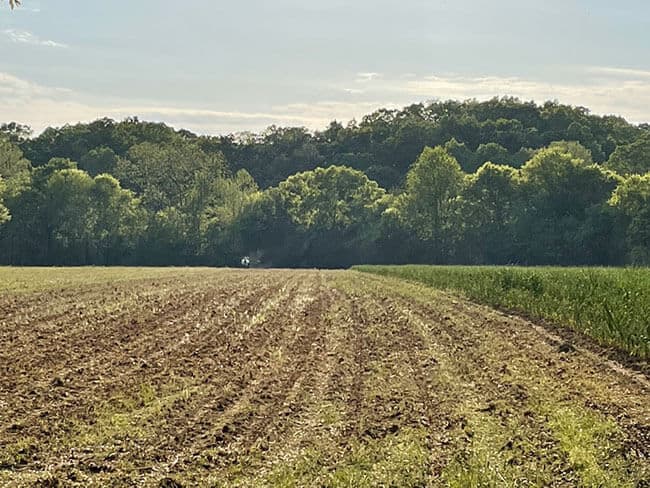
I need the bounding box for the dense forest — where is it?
[1,97,649,267]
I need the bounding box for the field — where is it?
[0,268,648,487]
[355,265,650,359]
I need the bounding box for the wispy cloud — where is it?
[1,67,649,137]
[337,68,650,124]
[0,72,395,134]
[398,73,650,123]
[2,29,67,48]
[587,66,650,79]
[356,72,382,82]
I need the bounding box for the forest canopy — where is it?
[1,98,649,267]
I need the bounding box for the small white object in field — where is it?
[241,256,251,268]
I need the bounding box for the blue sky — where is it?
[1,0,649,134]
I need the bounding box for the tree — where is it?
[609,174,650,264]
[0,177,10,225]
[91,174,144,264]
[474,142,510,169]
[0,123,32,144]
[460,163,519,263]
[0,136,30,181]
[547,140,593,164]
[116,140,226,211]
[80,146,119,176]
[444,138,474,172]
[606,134,650,176]
[139,207,190,265]
[398,146,463,261]
[517,147,620,264]
[201,170,259,264]
[0,158,76,264]
[267,166,388,266]
[45,168,95,264]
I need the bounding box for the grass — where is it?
[353,265,650,358]
[546,406,638,488]
[262,428,431,488]
[72,380,199,449]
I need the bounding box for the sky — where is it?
[1,0,650,135]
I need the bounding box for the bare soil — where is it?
[0,269,647,487]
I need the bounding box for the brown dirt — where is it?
[0,269,648,487]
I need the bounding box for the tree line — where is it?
[0,98,648,267]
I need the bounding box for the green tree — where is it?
[235,189,292,266]
[548,140,593,164]
[518,147,620,264]
[91,174,144,264]
[609,173,650,264]
[474,142,510,169]
[45,168,95,264]
[398,146,463,261]
[0,177,10,225]
[201,170,259,264]
[0,136,31,181]
[443,138,474,172]
[606,134,650,175]
[0,123,32,144]
[116,140,226,211]
[268,166,388,266]
[0,158,77,264]
[139,207,190,265]
[80,146,119,176]
[460,163,519,263]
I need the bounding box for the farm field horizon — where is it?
[0,267,648,487]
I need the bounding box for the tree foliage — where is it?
[0,98,648,266]
[610,173,650,264]
[0,177,10,225]
[606,134,650,176]
[399,147,463,248]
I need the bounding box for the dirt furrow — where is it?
[1,268,648,487]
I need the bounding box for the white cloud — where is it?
[1,67,650,137]
[356,72,382,82]
[2,29,67,48]
[0,72,397,134]
[587,66,650,79]
[398,73,650,123]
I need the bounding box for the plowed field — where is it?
[0,269,648,487]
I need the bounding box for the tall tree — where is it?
[398,146,463,261]
[90,174,144,264]
[201,170,259,264]
[265,166,388,267]
[45,168,95,264]
[609,173,650,264]
[0,177,10,225]
[460,162,519,263]
[0,158,77,264]
[517,147,620,264]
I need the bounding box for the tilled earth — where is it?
[0,269,648,487]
